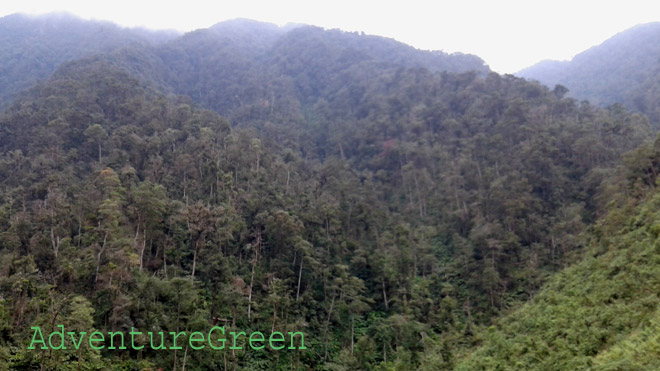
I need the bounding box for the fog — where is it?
[1,0,659,73]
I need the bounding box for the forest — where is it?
[518,22,660,124]
[0,12,659,370]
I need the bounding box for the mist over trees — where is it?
[0,13,179,109]
[0,12,659,370]
[518,22,660,124]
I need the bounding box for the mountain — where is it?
[0,12,657,370]
[44,17,490,149]
[135,20,490,120]
[518,22,660,123]
[0,12,179,108]
[209,18,289,50]
[0,13,488,112]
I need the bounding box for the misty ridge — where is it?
[0,11,659,370]
[518,21,660,124]
[0,13,486,109]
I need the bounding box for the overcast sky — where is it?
[1,0,659,73]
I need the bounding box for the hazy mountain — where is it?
[0,13,489,117]
[0,12,180,108]
[209,18,289,51]
[518,22,660,123]
[60,18,490,129]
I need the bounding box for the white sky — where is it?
[1,0,659,73]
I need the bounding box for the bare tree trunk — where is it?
[323,294,336,361]
[413,171,425,217]
[95,232,108,284]
[191,239,199,278]
[296,257,303,300]
[247,232,261,321]
[351,316,355,354]
[182,344,189,371]
[134,221,140,243]
[50,228,60,258]
[139,227,146,272]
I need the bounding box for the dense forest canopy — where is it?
[0,12,659,370]
[455,134,660,370]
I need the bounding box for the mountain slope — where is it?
[449,139,660,369]
[517,22,660,123]
[0,13,488,115]
[67,18,491,151]
[150,21,489,119]
[0,12,179,108]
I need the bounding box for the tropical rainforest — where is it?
[0,12,659,370]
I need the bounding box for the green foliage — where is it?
[0,15,657,370]
[592,309,660,370]
[453,184,660,370]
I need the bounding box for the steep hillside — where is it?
[449,140,660,369]
[518,22,660,123]
[59,19,492,152]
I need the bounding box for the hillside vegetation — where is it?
[0,13,658,370]
[453,136,660,369]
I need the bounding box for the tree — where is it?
[84,124,108,163]
[130,181,167,271]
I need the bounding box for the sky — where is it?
[1,0,659,73]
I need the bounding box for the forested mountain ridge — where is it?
[98,18,490,125]
[0,12,489,114]
[0,13,658,370]
[0,12,180,109]
[8,14,490,151]
[518,22,660,124]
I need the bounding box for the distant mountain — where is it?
[71,18,490,131]
[0,13,489,126]
[0,12,179,108]
[263,25,488,103]
[208,18,288,52]
[518,22,660,123]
